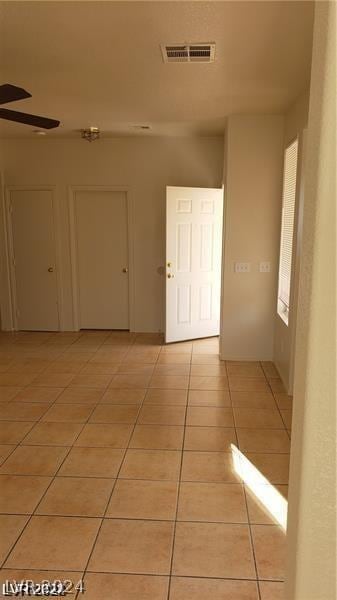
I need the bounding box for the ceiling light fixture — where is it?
[33,130,47,136]
[133,125,151,130]
[81,127,100,142]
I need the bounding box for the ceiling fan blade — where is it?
[0,108,60,129]
[0,84,31,105]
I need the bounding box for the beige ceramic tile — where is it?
[130,425,184,450]
[188,389,231,407]
[226,362,264,378]
[0,515,29,563]
[189,376,228,391]
[269,379,286,393]
[170,577,259,600]
[157,353,191,364]
[23,422,82,446]
[79,362,119,375]
[4,515,100,571]
[244,453,290,485]
[41,404,94,423]
[100,388,146,404]
[259,581,285,600]
[0,445,69,476]
[0,445,15,464]
[10,387,63,403]
[55,388,104,404]
[0,387,23,402]
[75,424,133,448]
[0,373,36,386]
[161,342,192,354]
[153,364,190,376]
[234,408,284,429]
[32,373,75,387]
[144,389,187,406]
[251,525,286,580]
[273,393,293,410]
[0,571,85,599]
[228,377,270,392]
[117,363,155,375]
[120,449,181,481]
[190,364,227,377]
[181,451,237,483]
[82,573,169,600]
[59,447,124,478]
[246,484,288,525]
[172,522,255,578]
[0,421,34,444]
[186,406,234,427]
[261,362,280,379]
[110,374,152,389]
[177,482,247,523]
[0,403,50,421]
[231,391,276,409]
[107,479,178,520]
[0,474,52,514]
[280,409,292,429]
[191,354,222,365]
[237,429,290,453]
[184,427,236,452]
[149,375,189,390]
[89,404,139,424]
[36,476,114,517]
[69,374,113,389]
[88,519,174,574]
[138,406,186,426]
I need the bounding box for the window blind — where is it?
[277,138,298,324]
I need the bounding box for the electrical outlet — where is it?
[234,262,251,273]
[260,261,271,273]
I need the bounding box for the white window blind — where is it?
[277,138,298,325]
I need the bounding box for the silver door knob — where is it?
[48,267,54,273]
[122,267,128,273]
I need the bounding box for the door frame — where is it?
[68,185,135,332]
[3,185,63,331]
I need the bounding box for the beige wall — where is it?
[286,2,336,599]
[274,90,310,392]
[0,136,223,331]
[220,115,284,361]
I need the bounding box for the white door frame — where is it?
[3,185,63,331]
[68,185,135,332]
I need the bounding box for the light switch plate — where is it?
[260,261,271,272]
[235,262,251,273]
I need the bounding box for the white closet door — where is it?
[74,190,129,330]
[10,189,59,331]
[166,186,223,343]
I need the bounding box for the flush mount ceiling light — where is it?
[132,124,151,130]
[81,127,100,142]
[33,130,47,136]
[161,43,216,63]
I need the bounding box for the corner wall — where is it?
[286,2,336,598]
[0,136,223,332]
[220,115,284,361]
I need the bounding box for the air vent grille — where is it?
[162,43,215,63]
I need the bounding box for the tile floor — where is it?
[0,331,293,599]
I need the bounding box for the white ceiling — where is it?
[0,1,314,138]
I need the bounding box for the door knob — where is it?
[167,273,175,278]
[122,267,128,273]
[48,267,54,273]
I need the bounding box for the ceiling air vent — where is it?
[161,43,215,63]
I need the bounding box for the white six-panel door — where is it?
[165,186,223,343]
[10,190,59,331]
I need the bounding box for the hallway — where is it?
[0,331,291,599]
